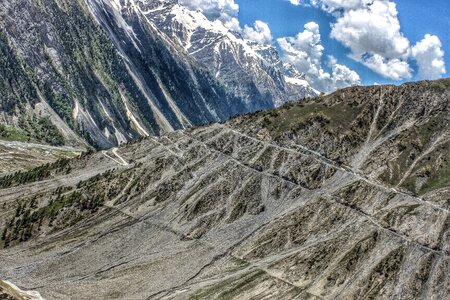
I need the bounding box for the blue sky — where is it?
[179,0,448,91]
[236,0,449,86]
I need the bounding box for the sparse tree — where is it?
[1,227,7,240]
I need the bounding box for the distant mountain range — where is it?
[0,0,316,149]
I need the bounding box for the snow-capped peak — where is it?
[125,0,318,105]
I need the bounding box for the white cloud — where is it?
[411,34,446,80]
[331,61,362,90]
[178,0,240,30]
[310,0,446,80]
[178,0,446,82]
[278,23,360,92]
[330,1,409,58]
[328,0,411,79]
[277,22,324,79]
[310,0,372,13]
[326,55,337,67]
[327,55,362,90]
[243,21,273,44]
[360,54,411,80]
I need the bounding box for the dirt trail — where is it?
[219,124,448,214]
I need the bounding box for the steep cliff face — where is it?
[0,80,448,299]
[0,0,283,149]
[1,0,144,149]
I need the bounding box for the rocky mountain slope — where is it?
[142,0,317,106]
[0,0,316,151]
[0,139,81,176]
[0,79,449,299]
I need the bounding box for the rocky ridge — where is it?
[0,79,449,299]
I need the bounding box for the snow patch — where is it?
[284,76,310,88]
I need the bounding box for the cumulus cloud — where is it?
[243,21,273,44]
[278,23,360,92]
[360,54,411,80]
[411,34,446,80]
[178,0,240,30]
[179,0,446,82]
[310,0,372,13]
[328,0,411,79]
[277,22,324,72]
[310,0,446,80]
[327,56,362,90]
[330,1,409,58]
[331,64,361,90]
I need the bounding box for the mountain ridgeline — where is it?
[0,80,449,299]
[0,0,316,149]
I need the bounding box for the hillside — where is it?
[0,79,448,299]
[0,0,316,151]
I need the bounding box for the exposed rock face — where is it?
[0,0,316,150]
[0,280,44,300]
[0,80,449,299]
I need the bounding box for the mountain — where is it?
[0,79,448,299]
[143,0,317,106]
[0,0,316,150]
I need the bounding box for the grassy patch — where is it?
[417,114,446,146]
[428,78,450,92]
[0,124,30,142]
[419,143,450,194]
[0,169,125,248]
[263,102,361,138]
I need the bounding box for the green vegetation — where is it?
[0,30,64,145]
[380,116,449,195]
[0,169,128,248]
[39,0,157,139]
[0,30,38,114]
[0,118,64,145]
[0,124,29,142]
[418,142,450,195]
[428,78,450,92]
[18,116,65,146]
[0,158,71,189]
[0,0,159,148]
[417,114,446,146]
[261,102,362,138]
